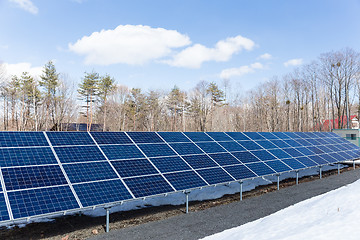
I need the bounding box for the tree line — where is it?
[0,48,359,132]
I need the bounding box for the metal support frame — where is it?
[277,174,280,190]
[319,166,322,179]
[296,171,299,185]
[239,181,243,201]
[353,160,356,170]
[185,191,190,213]
[105,207,111,233]
[338,163,340,175]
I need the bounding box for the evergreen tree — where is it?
[78,71,99,131]
[40,61,59,130]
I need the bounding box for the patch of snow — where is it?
[201,168,360,240]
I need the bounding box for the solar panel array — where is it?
[0,131,359,223]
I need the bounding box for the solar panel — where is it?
[0,130,358,225]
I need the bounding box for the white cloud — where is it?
[9,0,38,14]
[69,25,191,65]
[166,35,255,68]
[284,58,303,67]
[259,53,272,60]
[1,62,42,79]
[220,62,264,79]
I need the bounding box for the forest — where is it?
[0,48,359,133]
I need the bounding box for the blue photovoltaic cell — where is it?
[46,132,94,146]
[232,151,260,164]
[8,186,79,219]
[127,132,164,143]
[324,138,337,144]
[307,146,324,154]
[157,132,190,143]
[0,132,48,147]
[295,138,312,146]
[282,158,306,170]
[250,150,276,161]
[255,140,278,150]
[318,154,337,163]
[111,159,158,178]
[316,145,333,153]
[208,153,241,166]
[164,171,207,190]
[73,179,133,207]
[206,132,233,141]
[3,165,67,191]
[306,138,321,145]
[243,132,265,140]
[308,155,328,165]
[283,148,304,157]
[270,139,291,148]
[328,152,346,161]
[218,141,245,152]
[283,139,302,147]
[335,145,348,151]
[271,132,290,139]
[197,167,234,184]
[150,156,191,173]
[196,142,226,154]
[169,143,203,155]
[296,156,318,167]
[246,162,275,176]
[124,175,173,197]
[223,164,257,180]
[63,162,119,183]
[183,132,213,142]
[0,194,9,221]
[268,149,292,159]
[182,154,217,169]
[283,132,299,139]
[101,145,144,160]
[295,147,315,156]
[265,160,291,172]
[238,141,262,150]
[316,138,328,145]
[90,132,132,145]
[55,146,106,163]
[0,147,57,167]
[138,143,176,157]
[327,145,342,152]
[294,132,309,138]
[226,132,250,141]
[258,132,279,140]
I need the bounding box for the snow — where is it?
[4,164,341,228]
[202,171,360,240]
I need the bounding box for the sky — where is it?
[1,0,360,92]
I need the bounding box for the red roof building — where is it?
[316,115,359,131]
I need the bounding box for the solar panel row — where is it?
[0,131,358,223]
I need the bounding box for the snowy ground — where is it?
[201,169,360,240]
[7,164,340,228]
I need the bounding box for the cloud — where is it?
[69,25,191,65]
[1,62,43,79]
[220,62,264,79]
[284,58,303,67]
[9,0,38,14]
[259,53,272,60]
[165,35,255,68]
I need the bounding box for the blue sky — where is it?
[1,0,360,92]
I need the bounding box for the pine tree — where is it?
[78,71,99,131]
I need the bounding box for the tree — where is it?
[98,74,115,131]
[167,86,186,131]
[40,61,59,130]
[78,71,99,131]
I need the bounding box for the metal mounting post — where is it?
[353,161,356,170]
[338,163,340,175]
[277,174,280,190]
[239,181,243,201]
[296,171,299,185]
[184,191,190,213]
[319,166,322,179]
[105,207,111,233]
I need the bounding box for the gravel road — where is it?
[90,168,360,240]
